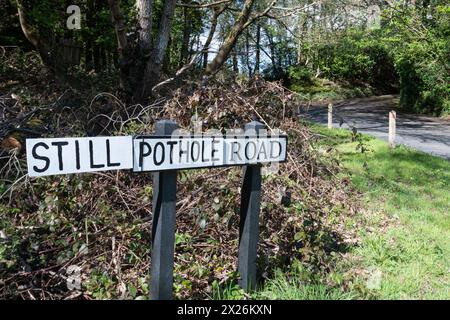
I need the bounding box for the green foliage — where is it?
[257,269,353,300]
[0,1,28,46]
[290,28,398,96]
[288,66,314,86]
[26,0,67,33]
[289,3,449,116]
[211,278,245,300]
[387,4,450,115]
[324,31,391,88]
[312,125,450,299]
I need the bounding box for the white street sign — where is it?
[26,135,288,176]
[133,135,288,172]
[26,136,133,177]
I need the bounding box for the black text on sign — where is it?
[26,136,133,177]
[133,135,288,172]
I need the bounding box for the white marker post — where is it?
[389,111,396,149]
[328,104,333,129]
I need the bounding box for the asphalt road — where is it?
[302,95,450,160]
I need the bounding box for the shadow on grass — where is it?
[346,145,450,192]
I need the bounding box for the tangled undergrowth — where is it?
[0,49,361,299]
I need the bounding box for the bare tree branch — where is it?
[176,0,232,9]
[108,0,129,58]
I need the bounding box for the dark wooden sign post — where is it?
[150,120,179,300]
[25,119,287,300]
[238,121,264,291]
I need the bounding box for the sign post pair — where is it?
[149,120,285,299]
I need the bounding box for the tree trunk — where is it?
[232,50,239,74]
[108,0,131,95]
[93,45,101,71]
[180,1,192,67]
[109,0,176,102]
[163,36,172,75]
[137,0,153,54]
[16,0,64,74]
[135,0,176,101]
[202,8,222,69]
[85,38,93,70]
[245,29,252,77]
[264,26,277,76]
[254,23,260,74]
[152,0,176,67]
[84,0,95,71]
[152,3,228,93]
[95,0,107,71]
[108,0,129,59]
[206,0,256,75]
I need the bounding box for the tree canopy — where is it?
[1,0,449,114]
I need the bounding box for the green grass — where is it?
[212,124,449,300]
[211,269,354,300]
[255,271,354,300]
[310,124,450,299]
[290,78,374,102]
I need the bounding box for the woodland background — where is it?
[0,0,449,300]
